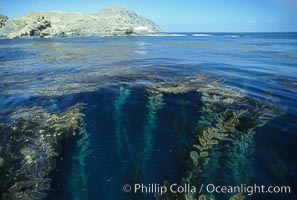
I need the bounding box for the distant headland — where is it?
[0,7,162,39]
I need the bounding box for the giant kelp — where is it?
[142,90,165,183]
[0,70,286,199]
[113,86,132,161]
[154,77,283,200]
[68,124,93,200]
[0,104,85,200]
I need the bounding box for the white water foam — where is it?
[192,34,213,37]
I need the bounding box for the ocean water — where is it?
[0,32,296,200]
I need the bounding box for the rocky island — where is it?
[0,7,161,39]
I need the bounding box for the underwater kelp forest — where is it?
[0,33,297,200]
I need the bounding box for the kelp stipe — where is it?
[223,128,255,185]
[192,87,282,199]
[68,124,93,200]
[142,90,165,182]
[186,110,248,184]
[113,86,133,162]
[154,77,283,200]
[222,93,285,186]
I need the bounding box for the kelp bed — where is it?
[0,73,285,200]
[0,104,85,199]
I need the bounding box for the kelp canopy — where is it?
[0,69,285,200]
[6,31,297,200]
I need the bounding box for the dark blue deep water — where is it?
[0,33,297,200]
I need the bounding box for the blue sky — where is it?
[0,0,296,32]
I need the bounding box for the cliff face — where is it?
[0,14,8,28]
[0,7,161,39]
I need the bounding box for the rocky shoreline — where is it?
[0,7,161,39]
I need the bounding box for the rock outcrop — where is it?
[0,7,161,39]
[0,14,8,28]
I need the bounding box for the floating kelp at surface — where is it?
[0,33,296,200]
[0,56,228,97]
[68,124,93,200]
[9,103,85,135]
[0,104,85,200]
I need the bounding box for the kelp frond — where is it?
[142,90,165,182]
[156,76,283,200]
[68,124,93,200]
[184,110,247,183]
[0,104,85,200]
[113,86,132,160]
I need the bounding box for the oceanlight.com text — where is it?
[123,183,291,196]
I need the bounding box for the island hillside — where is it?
[0,7,162,39]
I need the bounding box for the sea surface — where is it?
[0,32,296,200]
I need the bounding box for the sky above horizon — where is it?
[0,0,296,32]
